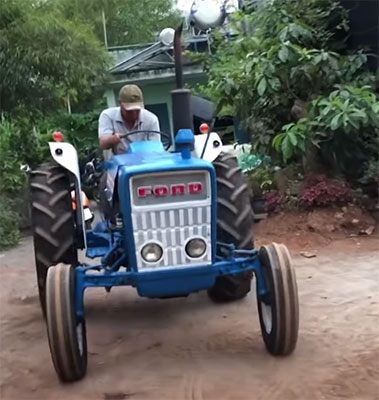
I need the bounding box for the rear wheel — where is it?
[257,243,299,355]
[46,263,87,382]
[30,163,77,315]
[207,152,254,302]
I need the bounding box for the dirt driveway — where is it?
[1,236,378,400]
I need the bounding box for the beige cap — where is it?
[119,84,144,110]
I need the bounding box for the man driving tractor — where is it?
[98,84,160,154]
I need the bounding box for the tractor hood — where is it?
[104,140,214,202]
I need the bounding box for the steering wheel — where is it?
[119,130,172,151]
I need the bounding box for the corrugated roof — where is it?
[108,35,209,75]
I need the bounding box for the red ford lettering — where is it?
[137,186,152,197]
[137,182,203,198]
[188,182,203,194]
[153,185,169,197]
[171,184,185,196]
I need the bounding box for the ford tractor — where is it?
[28,25,299,382]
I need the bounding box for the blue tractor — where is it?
[29,26,299,382]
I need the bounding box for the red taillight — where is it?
[52,131,64,142]
[199,123,209,134]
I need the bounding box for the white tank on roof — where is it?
[188,0,226,31]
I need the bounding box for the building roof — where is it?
[107,35,209,84]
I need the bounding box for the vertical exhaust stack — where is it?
[171,24,194,134]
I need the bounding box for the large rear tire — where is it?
[207,152,254,302]
[46,263,87,382]
[257,243,299,355]
[30,163,78,315]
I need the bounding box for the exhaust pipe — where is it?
[171,24,193,134]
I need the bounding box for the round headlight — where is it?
[141,243,163,263]
[186,238,206,258]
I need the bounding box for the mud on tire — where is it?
[207,152,254,302]
[30,162,77,315]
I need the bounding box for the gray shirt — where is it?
[98,107,160,154]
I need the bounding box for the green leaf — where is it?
[372,103,379,114]
[330,113,342,130]
[351,109,367,119]
[278,46,289,62]
[272,133,284,151]
[281,137,292,161]
[257,77,267,96]
[269,77,281,91]
[287,130,298,146]
[246,61,254,74]
[279,26,289,41]
[348,118,359,130]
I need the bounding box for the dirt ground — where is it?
[1,219,379,399]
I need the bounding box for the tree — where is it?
[196,0,378,183]
[54,0,181,47]
[0,0,110,113]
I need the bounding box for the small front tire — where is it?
[257,243,299,356]
[46,263,87,382]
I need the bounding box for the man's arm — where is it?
[98,111,121,150]
[151,115,160,132]
[99,133,121,150]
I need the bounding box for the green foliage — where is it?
[38,111,101,161]
[0,0,180,249]
[0,195,20,250]
[273,85,379,178]
[311,85,379,135]
[0,0,110,113]
[197,0,376,161]
[273,120,307,162]
[0,116,26,192]
[54,0,181,47]
[245,158,276,197]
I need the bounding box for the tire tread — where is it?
[30,162,77,315]
[207,152,254,302]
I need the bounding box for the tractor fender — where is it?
[193,132,223,162]
[49,142,87,248]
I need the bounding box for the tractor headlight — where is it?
[186,238,206,258]
[141,243,163,263]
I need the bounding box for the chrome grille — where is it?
[130,171,212,270]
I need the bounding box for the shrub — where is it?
[0,196,20,250]
[264,190,284,212]
[300,175,352,207]
[245,159,276,197]
[0,116,26,192]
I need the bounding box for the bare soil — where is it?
[255,204,377,252]
[1,209,378,400]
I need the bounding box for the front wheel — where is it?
[257,243,299,356]
[46,263,87,382]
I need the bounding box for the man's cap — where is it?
[119,84,144,110]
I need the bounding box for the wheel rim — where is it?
[76,322,84,356]
[260,301,272,334]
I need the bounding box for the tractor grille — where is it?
[130,171,212,270]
